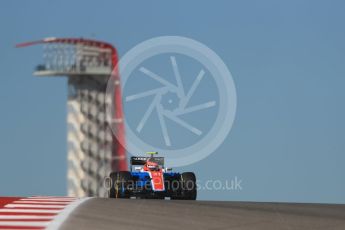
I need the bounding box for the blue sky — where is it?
[0,0,345,203]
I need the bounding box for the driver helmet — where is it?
[146,160,159,171]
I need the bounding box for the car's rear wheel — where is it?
[109,171,132,199]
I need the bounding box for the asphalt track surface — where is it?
[60,198,345,230]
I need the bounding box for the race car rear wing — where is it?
[130,156,165,167]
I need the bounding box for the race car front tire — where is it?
[181,172,197,200]
[109,171,132,199]
[171,172,197,200]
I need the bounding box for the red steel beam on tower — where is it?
[17,37,128,172]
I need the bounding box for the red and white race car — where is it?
[109,152,197,200]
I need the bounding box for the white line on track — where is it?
[23,197,75,200]
[20,199,75,202]
[13,201,71,205]
[0,221,49,227]
[0,209,60,213]
[21,198,74,199]
[5,204,66,209]
[27,196,74,199]
[0,215,53,220]
[46,197,92,230]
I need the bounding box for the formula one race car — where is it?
[108,152,197,200]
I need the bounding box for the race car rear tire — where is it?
[109,171,132,199]
[180,172,197,200]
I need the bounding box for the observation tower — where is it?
[17,37,127,197]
